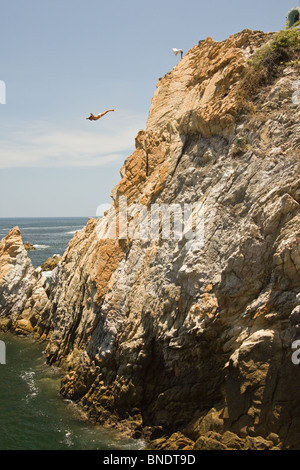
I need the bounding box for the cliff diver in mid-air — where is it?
[86,109,115,121]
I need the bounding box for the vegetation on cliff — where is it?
[237,27,300,112]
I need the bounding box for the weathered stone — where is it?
[0,227,49,334]
[147,432,195,450]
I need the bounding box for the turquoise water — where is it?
[0,332,144,450]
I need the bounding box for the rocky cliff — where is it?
[1,29,300,450]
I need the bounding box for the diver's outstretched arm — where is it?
[98,109,115,117]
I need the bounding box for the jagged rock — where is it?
[0,227,49,334]
[33,29,300,449]
[148,432,195,450]
[41,254,62,272]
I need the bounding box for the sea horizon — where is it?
[0,216,91,269]
[0,216,94,219]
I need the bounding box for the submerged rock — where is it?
[24,242,36,251]
[41,254,62,272]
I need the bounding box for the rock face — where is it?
[0,227,49,334]
[1,29,300,449]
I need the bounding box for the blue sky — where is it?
[0,0,294,216]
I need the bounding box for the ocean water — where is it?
[0,218,144,450]
[0,217,90,268]
[0,333,144,450]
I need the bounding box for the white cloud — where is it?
[0,110,146,169]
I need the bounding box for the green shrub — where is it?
[236,28,300,112]
[250,28,300,73]
[275,27,300,49]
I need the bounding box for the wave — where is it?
[33,244,51,250]
[20,370,39,401]
[42,271,53,279]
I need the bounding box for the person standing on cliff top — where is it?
[86,109,115,121]
[173,48,183,59]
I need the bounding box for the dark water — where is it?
[0,333,144,450]
[0,218,144,450]
[0,217,90,268]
